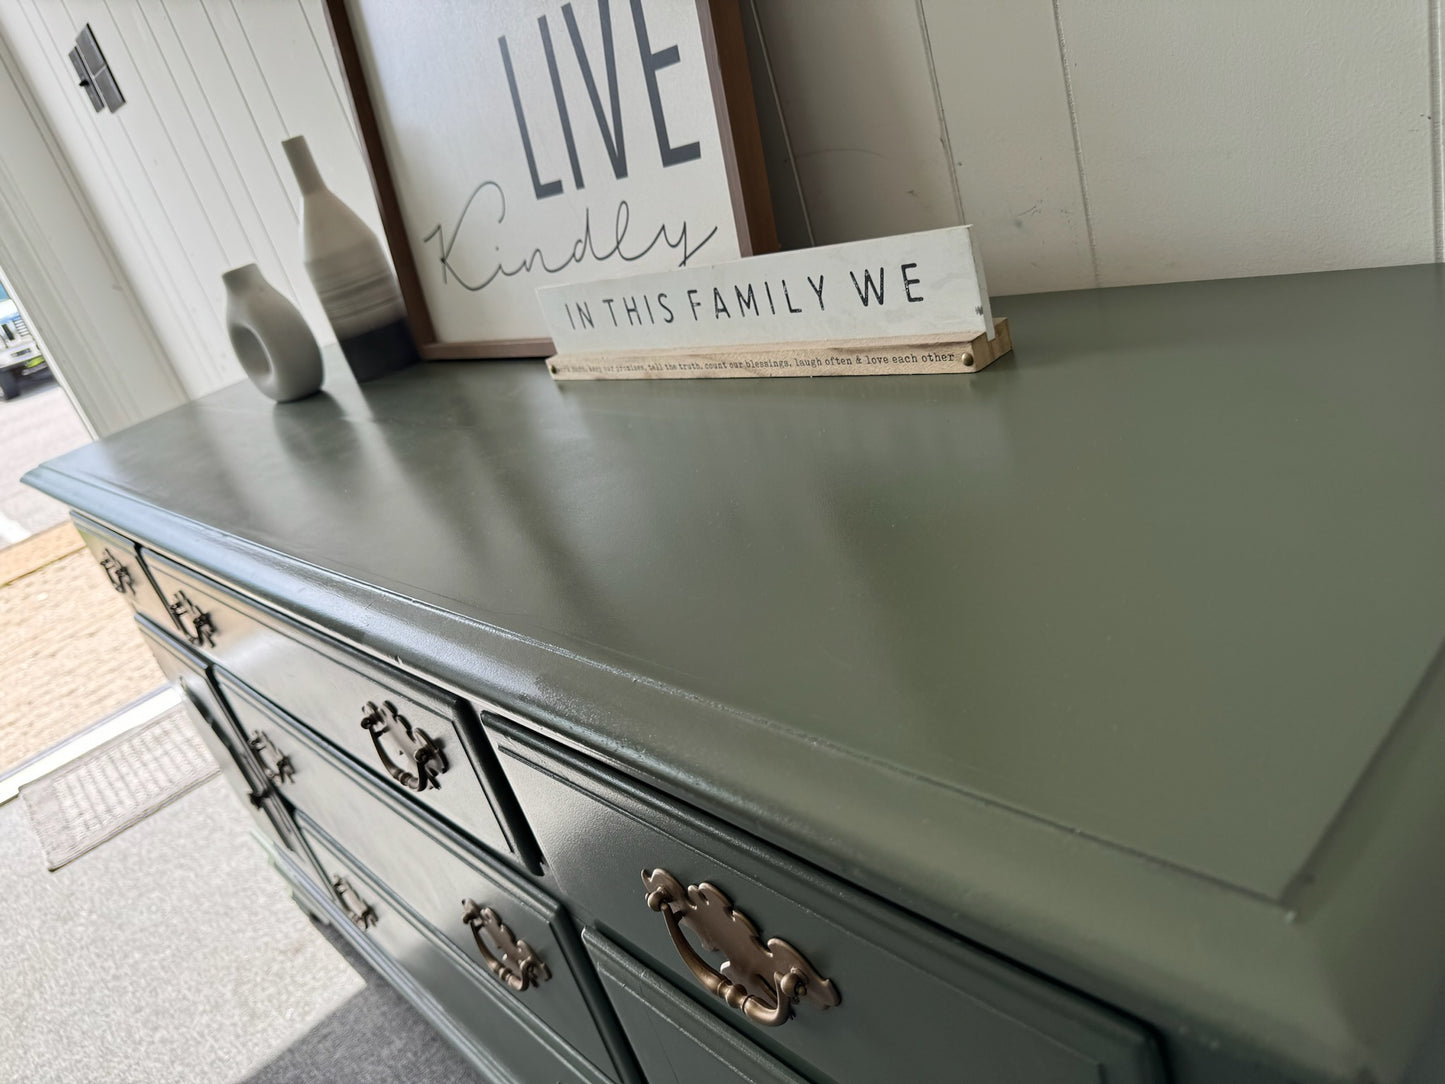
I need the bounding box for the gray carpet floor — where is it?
[0,777,480,1083]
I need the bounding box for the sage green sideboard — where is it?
[27,264,1445,1083]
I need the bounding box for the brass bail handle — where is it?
[460,899,550,992]
[248,730,293,787]
[332,874,376,930]
[167,589,216,647]
[642,869,840,1028]
[98,549,134,595]
[359,700,447,792]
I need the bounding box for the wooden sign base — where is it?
[547,318,1012,381]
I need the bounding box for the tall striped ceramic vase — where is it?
[283,135,419,382]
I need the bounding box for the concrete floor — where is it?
[0,776,479,1083]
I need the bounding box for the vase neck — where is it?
[222,263,264,292]
[283,136,326,196]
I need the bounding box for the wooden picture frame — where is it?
[324,0,777,360]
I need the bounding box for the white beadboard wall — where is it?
[0,29,184,435]
[761,0,1438,293]
[0,0,1439,401]
[0,0,380,400]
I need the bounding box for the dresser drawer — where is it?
[72,514,177,632]
[218,676,624,1081]
[485,716,1163,1084]
[145,551,525,862]
[135,616,304,857]
[292,814,613,1084]
[586,930,810,1084]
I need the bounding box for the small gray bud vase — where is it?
[222,263,324,402]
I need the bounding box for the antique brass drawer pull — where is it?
[332,874,377,929]
[247,730,294,787]
[461,899,550,992]
[166,589,216,647]
[359,700,447,791]
[98,548,135,595]
[642,869,840,1028]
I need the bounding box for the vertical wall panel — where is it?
[5,1,218,391]
[921,0,1094,294]
[0,33,184,435]
[164,0,376,356]
[0,0,380,400]
[56,0,234,392]
[298,0,354,137]
[107,4,251,268]
[752,0,959,244]
[1056,0,1435,286]
[132,1,303,310]
[740,0,813,250]
[231,0,379,234]
[160,0,324,350]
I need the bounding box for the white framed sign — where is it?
[328,0,776,359]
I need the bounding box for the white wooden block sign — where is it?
[537,226,1011,379]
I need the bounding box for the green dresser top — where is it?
[30,263,1445,1082]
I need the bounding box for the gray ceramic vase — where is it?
[282,134,418,383]
[222,263,323,402]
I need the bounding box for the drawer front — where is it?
[294,816,610,1084]
[135,616,304,856]
[72,514,177,632]
[486,717,1163,1084]
[218,677,621,1081]
[586,930,810,1084]
[145,551,521,860]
